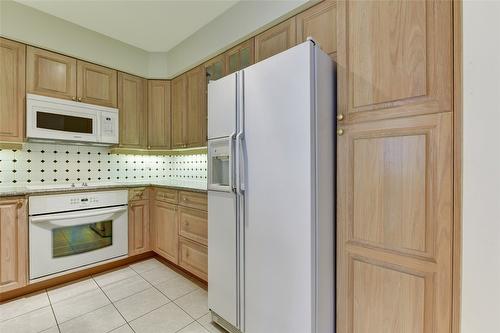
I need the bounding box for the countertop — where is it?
[0,180,207,197]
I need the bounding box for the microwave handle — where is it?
[30,206,127,223]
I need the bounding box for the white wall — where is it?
[0,0,152,77]
[462,1,500,332]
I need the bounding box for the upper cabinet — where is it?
[148,80,171,150]
[171,74,187,149]
[171,66,207,149]
[0,38,25,143]
[186,66,207,148]
[337,0,452,123]
[204,54,225,83]
[77,61,117,107]
[27,47,118,108]
[255,17,296,62]
[225,39,255,74]
[118,72,147,148]
[27,46,77,101]
[296,1,337,58]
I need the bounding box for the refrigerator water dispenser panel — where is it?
[208,138,233,192]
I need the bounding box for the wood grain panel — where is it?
[0,198,27,293]
[178,191,207,211]
[351,258,426,333]
[186,66,206,148]
[225,39,255,74]
[337,0,452,123]
[77,61,117,107]
[255,17,296,62]
[118,72,147,148]
[148,80,171,149]
[337,113,453,333]
[27,46,77,100]
[296,0,337,57]
[178,236,207,281]
[171,74,187,148]
[0,38,25,142]
[178,207,207,246]
[152,201,178,264]
[128,199,150,256]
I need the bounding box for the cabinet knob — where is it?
[77,97,82,102]
[337,128,344,136]
[147,145,151,149]
[336,114,344,121]
[72,97,76,101]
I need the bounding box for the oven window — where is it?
[52,221,112,258]
[37,112,93,134]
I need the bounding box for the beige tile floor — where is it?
[0,258,226,333]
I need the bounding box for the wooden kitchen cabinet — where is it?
[204,54,225,82]
[171,74,187,149]
[225,39,254,74]
[0,198,27,293]
[178,206,207,246]
[336,0,452,123]
[151,200,179,264]
[118,72,147,148]
[336,113,453,332]
[0,38,25,143]
[27,46,77,101]
[296,1,336,58]
[77,60,117,107]
[178,237,208,281]
[186,65,207,147]
[255,17,296,62]
[128,197,150,256]
[148,80,171,150]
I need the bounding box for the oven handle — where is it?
[30,205,128,223]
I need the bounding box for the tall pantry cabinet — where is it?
[335,0,454,332]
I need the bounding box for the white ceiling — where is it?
[15,0,239,52]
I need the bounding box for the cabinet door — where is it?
[178,207,207,246]
[225,39,255,75]
[0,198,27,293]
[0,38,25,143]
[148,80,171,149]
[171,74,187,148]
[337,0,452,123]
[152,201,178,263]
[26,46,77,100]
[296,1,336,58]
[118,72,147,148]
[204,54,225,82]
[178,237,208,281]
[128,199,150,256]
[77,61,117,107]
[337,113,453,333]
[255,17,296,62]
[186,66,206,147]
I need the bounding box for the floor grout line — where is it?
[46,288,62,333]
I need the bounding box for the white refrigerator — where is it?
[207,40,335,333]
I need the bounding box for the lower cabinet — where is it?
[151,200,179,264]
[128,198,150,256]
[0,198,27,293]
[178,237,208,281]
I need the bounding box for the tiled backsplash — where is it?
[0,143,207,187]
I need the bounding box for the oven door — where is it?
[27,96,100,143]
[29,205,128,280]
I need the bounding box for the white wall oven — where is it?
[29,190,128,280]
[26,93,119,145]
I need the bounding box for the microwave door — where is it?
[208,136,234,192]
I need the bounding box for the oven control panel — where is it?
[29,190,128,215]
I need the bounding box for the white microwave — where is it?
[26,93,119,145]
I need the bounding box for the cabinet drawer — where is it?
[128,187,149,201]
[179,207,207,246]
[178,237,208,281]
[178,191,207,211]
[155,188,178,204]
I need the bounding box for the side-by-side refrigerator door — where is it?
[207,72,239,329]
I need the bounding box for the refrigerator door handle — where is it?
[236,71,245,196]
[235,132,244,195]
